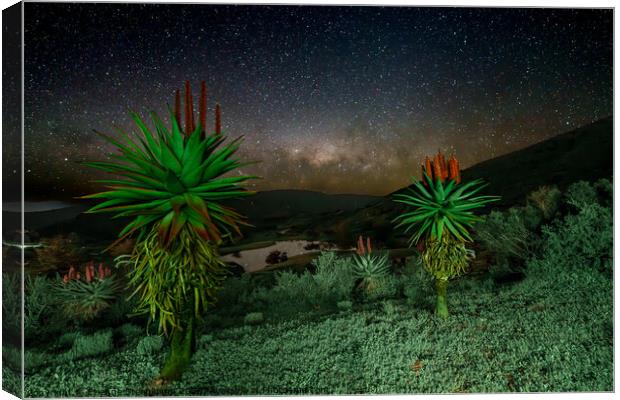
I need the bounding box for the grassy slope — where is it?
[22,257,612,396]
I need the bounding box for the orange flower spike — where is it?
[433,153,443,182]
[357,235,365,255]
[98,263,105,280]
[455,158,461,184]
[439,151,448,180]
[367,237,372,253]
[448,154,457,181]
[424,157,433,180]
[85,266,92,283]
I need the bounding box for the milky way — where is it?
[8,3,612,200]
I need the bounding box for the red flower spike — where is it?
[98,263,105,280]
[85,267,92,283]
[366,237,372,253]
[63,275,69,284]
[455,158,461,184]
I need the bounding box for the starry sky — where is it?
[6,3,613,201]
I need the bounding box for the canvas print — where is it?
[2,2,613,398]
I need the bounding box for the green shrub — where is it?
[3,345,53,373]
[593,178,612,207]
[116,323,143,341]
[244,312,264,326]
[2,365,21,397]
[2,273,21,342]
[529,202,612,277]
[103,294,137,326]
[401,261,434,308]
[250,252,357,318]
[269,270,318,315]
[521,203,544,231]
[2,273,65,345]
[311,251,355,304]
[362,275,400,302]
[527,185,561,220]
[136,335,164,356]
[563,180,598,211]
[57,332,80,349]
[475,208,534,267]
[336,300,353,311]
[61,330,114,361]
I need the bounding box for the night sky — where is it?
[8,3,613,201]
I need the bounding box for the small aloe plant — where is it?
[351,236,391,292]
[55,261,120,321]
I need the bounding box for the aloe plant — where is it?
[351,236,391,292]
[393,151,499,317]
[55,262,120,321]
[79,81,256,382]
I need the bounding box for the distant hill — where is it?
[7,190,379,241]
[225,190,381,222]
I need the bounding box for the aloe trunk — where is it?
[435,278,449,318]
[159,313,195,381]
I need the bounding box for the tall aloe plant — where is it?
[392,151,499,318]
[79,81,256,382]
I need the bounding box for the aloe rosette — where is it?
[81,113,255,251]
[392,151,499,317]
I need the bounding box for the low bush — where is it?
[116,323,144,343]
[527,185,562,220]
[362,274,400,302]
[337,300,353,311]
[530,202,612,277]
[136,335,164,356]
[475,208,534,269]
[244,312,264,326]
[3,273,66,346]
[563,180,598,211]
[61,330,114,362]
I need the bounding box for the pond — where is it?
[221,240,340,272]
